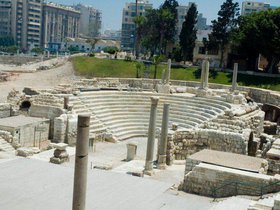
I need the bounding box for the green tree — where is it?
[31,47,43,54]
[142,8,174,55]
[233,9,280,73]
[103,46,119,54]
[179,3,198,63]
[153,55,165,79]
[86,38,100,52]
[5,46,18,54]
[0,36,15,47]
[160,0,179,54]
[68,46,79,53]
[209,0,239,68]
[161,0,179,16]
[141,9,160,56]
[134,15,146,58]
[141,1,178,56]
[135,61,144,78]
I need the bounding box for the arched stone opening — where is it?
[20,101,31,111]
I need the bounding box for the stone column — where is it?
[144,97,159,175]
[72,115,90,210]
[47,51,50,58]
[161,69,165,84]
[157,104,170,169]
[166,59,171,84]
[231,63,238,92]
[64,96,69,109]
[200,60,205,89]
[126,142,137,161]
[204,60,210,89]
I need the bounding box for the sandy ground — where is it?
[0,61,77,102]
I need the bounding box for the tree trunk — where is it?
[219,45,224,69]
[154,65,157,79]
[266,57,280,74]
[159,31,164,56]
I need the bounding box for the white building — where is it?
[121,0,152,51]
[74,4,102,38]
[241,1,270,15]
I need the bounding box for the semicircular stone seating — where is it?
[70,91,232,141]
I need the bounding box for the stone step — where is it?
[80,99,225,113]
[78,93,231,109]
[92,106,214,119]
[114,131,147,141]
[0,138,15,153]
[100,114,202,126]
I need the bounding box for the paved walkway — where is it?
[0,158,213,210]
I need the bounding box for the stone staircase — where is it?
[0,137,15,153]
[248,193,280,210]
[69,96,107,140]
[70,91,232,141]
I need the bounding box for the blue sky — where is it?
[52,0,280,30]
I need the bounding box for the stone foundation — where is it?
[167,129,247,165]
[0,103,11,118]
[180,163,280,197]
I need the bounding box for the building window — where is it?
[198,47,206,54]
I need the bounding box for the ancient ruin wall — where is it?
[87,78,280,107]
[167,129,247,165]
[181,163,279,197]
[0,103,11,118]
[29,105,65,139]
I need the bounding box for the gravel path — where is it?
[0,61,77,102]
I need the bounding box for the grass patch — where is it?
[72,56,280,92]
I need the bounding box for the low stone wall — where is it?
[87,78,280,107]
[32,94,64,108]
[203,109,264,136]
[53,113,77,146]
[0,55,41,65]
[167,129,247,165]
[29,105,65,139]
[180,163,280,197]
[0,130,14,144]
[0,103,11,118]
[268,159,280,174]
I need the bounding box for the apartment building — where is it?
[11,0,42,51]
[121,0,152,51]
[0,0,12,37]
[241,1,271,15]
[41,2,80,51]
[74,4,102,38]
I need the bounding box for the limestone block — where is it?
[93,164,113,170]
[52,142,68,151]
[17,147,40,157]
[126,142,137,161]
[274,194,280,210]
[0,103,11,118]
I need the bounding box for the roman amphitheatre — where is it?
[0,54,280,210]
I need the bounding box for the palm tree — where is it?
[134,16,146,59]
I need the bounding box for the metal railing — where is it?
[211,180,280,200]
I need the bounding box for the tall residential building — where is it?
[121,0,152,51]
[74,4,102,38]
[0,0,12,37]
[41,2,80,51]
[241,1,271,15]
[197,13,207,30]
[176,3,208,39]
[11,0,43,51]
